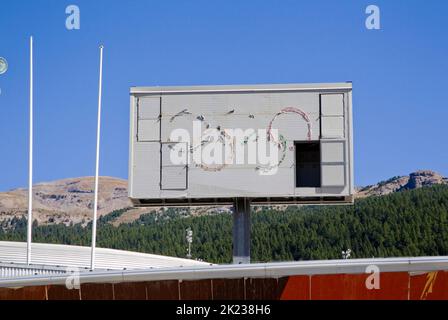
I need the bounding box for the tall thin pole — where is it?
[27,36,33,265]
[91,45,104,270]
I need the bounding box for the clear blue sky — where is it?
[0,0,447,191]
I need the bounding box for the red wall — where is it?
[0,271,447,300]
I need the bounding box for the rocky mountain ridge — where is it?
[1,170,446,227]
[355,170,447,198]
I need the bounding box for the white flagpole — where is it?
[27,36,33,265]
[91,45,104,270]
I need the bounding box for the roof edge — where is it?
[1,256,447,288]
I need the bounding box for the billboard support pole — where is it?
[232,198,251,264]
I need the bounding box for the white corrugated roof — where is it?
[1,255,448,288]
[0,241,210,272]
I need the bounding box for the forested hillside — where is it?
[1,185,447,264]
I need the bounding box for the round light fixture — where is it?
[0,57,8,75]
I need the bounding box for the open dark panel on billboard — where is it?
[295,142,320,188]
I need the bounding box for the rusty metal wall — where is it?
[1,271,447,300]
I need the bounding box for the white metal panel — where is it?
[295,186,349,197]
[321,164,345,187]
[161,142,188,166]
[162,115,195,142]
[162,131,295,170]
[187,167,294,197]
[161,115,258,142]
[129,95,136,196]
[215,114,319,141]
[138,96,160,119]
[138,119,160,141]
[225,92,319,115]
[321,93,345,139]
[161,92,320,116]
[161,166,187,190]
[348,90,354,195]
[206,115,262,130]
[321,116,344,138]
[321,94,344,116]
[132,142,160,198]
[321,140,345,163]
[268,113,319,141]
[226,139,295,169]
[161,114,319,143]
[321,140,345,187]
[161,94,231,117]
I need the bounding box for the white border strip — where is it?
[130,83,353,94]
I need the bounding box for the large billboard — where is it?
[128,83,354,206]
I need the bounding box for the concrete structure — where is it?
[128,83,354,206]
[1,256,447,300]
